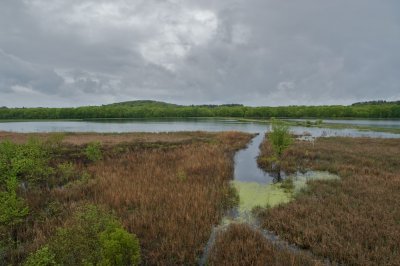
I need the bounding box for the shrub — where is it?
[48,205,140,266]
[0,176,29,261]
[50,205,115,265]
[0,140,16,184]
[24,246,56,266]
[269,119,292,158]
[85,142,102,162]
[0,176,29,228]
[99,227,141,266]
[57,162,76,183]
[0,138,53,187]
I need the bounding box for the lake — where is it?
[287,118,400,129]
[0,118,399,138]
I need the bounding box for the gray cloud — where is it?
[0,49,64,94]
[0,0,399,107]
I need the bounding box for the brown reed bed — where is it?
[86,132,252,265]
[207,223,322,266]
[2,131,252,265]
[257,136,400,265]
[0,131,210,145]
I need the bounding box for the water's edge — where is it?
[198,134,338,265]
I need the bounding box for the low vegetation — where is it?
[269,119,293,159]
[2,129,399,265]
[25,205,140,266]
[254,119,293,183]
[84,141,102,162]
[207,223,322,266]
[0,131,252,265]
[257,136,400,265]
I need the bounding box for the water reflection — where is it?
[0,118,399,138]
[233,133,273,183]
[287,118,400,129]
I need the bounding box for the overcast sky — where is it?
[1,0,399,107]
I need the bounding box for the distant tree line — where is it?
[352,100,400,106]
[1,103,400,119]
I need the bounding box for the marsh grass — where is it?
[280,178,294,193]
[87,132,251,265]
[207,223,322,266]
[0,132,213,145]
[257,137,400,265]
[1,131,251,265]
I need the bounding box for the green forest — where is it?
[1,100,400,120]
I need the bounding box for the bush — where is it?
[47,205,140,266]
[57,162,76,183]
[0,176,29,262]
[85,142,102,162]
[0,138,53,187]
[268,119,292,158]
[100,227,141,266]
[0,176,29,228]
[24,246,56,266]
[49,205,115,265]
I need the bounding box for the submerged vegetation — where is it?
[1,100,400,120]
[232,181,292,216]
[231,171,340,223]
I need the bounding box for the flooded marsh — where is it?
[1,119,399,265]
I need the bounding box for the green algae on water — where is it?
[230,171,340,223]
[231,181,292,217]
[222,181,292,224]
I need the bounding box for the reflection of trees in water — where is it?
[269,167,283,183]
[272,170,283,183]
[267,119,293,183]
[263,162,284,183]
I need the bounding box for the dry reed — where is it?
[207,223,322,266]
[258,137,400,265]
[3,131,252,265]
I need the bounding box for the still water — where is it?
[287,118,400,129]
[234,133,269,183]
[0,118,399,138]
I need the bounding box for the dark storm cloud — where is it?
[0,0,399,107]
